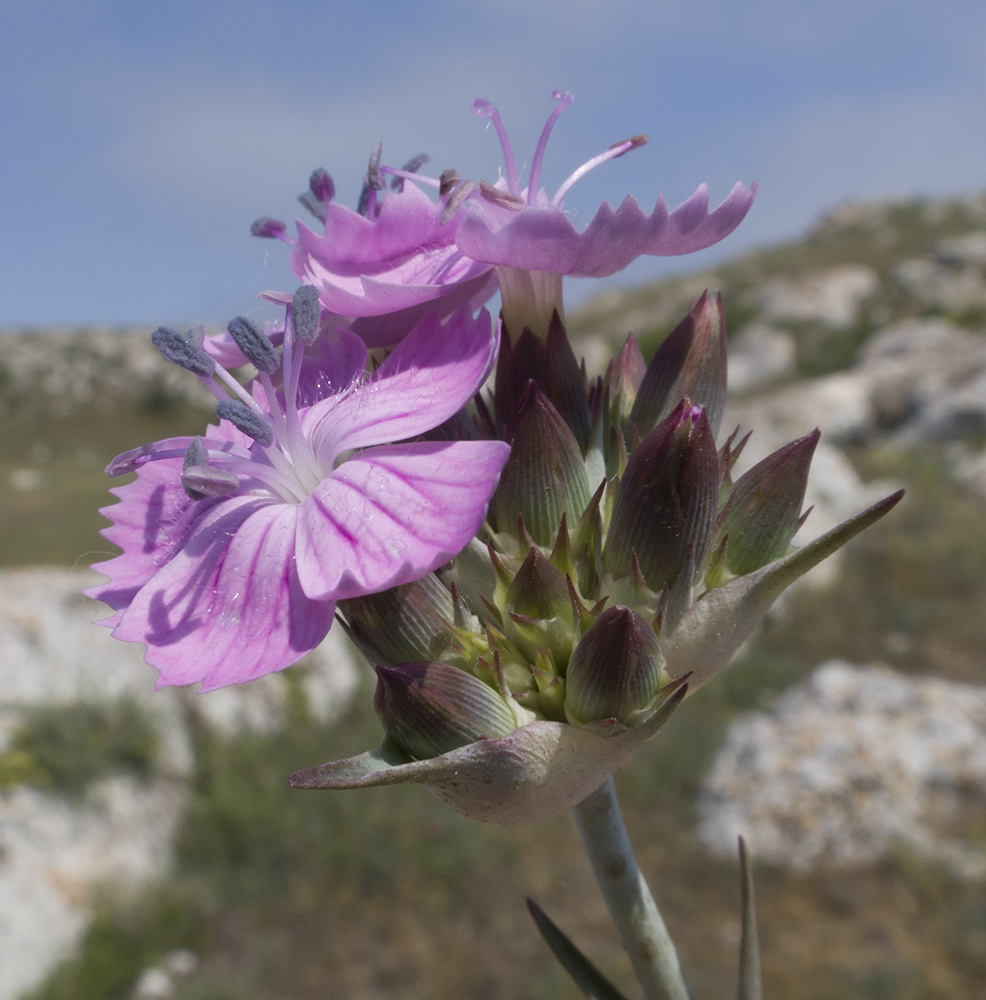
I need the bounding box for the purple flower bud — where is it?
[604,400,719,593]
[374,662,518,760]
[493,383,591,547]
[505,547,571,621]
[602,334,647,428]
[494,311,590,448]
[719,429,820,576]
[565,606,665,725]
[340,575,456,667]
[630,291,727,438]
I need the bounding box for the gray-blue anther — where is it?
[309,168,335,203]
[439,169,460,197]
[181,465,239,499]
[216,400,274,447]
[367,143,384,191]
[441,179,475,225]
[251,216,287,239]
[292,286,321,345]
[151,327,216,377]
[183,437,207,471]
[227,317,279,375]
[391,154,430,191]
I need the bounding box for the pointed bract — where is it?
[493,383,591,547]
[630,291,728,439]
[664,490,905,690]
[290,679,688,825]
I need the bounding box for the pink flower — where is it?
[255,93,755,345]
[257,162,497,348]
[455,92,757,278]
[86,303,509,691]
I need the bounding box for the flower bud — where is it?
[339,575,456,667]
[493,383,591,546]
[604,401,719,593]
[494,311,591,448]
[603,334,647,428]
[505,547,571,620]
[629,291,727,438]
[719,429,819,576]
[565,606,666,726]
[504,547,574,666]
[374,662,519,760]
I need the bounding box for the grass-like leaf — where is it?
[737,837,763,1000]
[526,897,630,1000]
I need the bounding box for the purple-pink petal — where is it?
[455,182,757,278]
[294,183,454,266]
[306,307,497,457]
[345,271,497,348]
[111,498,335,690]
[86,447,204,621]
[292,329,367,407]
[295,439,510,601]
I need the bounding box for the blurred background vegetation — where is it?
[3,195,986,999]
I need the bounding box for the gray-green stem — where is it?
[573,777,692,1000]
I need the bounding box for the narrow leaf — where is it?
[737,837,763,1000]
[526,898,630,1000]
[665,489,904,689]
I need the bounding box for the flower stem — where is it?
[573,778,692,1000]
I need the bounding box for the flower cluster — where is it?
[90,93,900,823]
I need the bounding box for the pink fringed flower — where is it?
[257,93,755,345]
[87,302,509,690]
[456,91,757,278]
[256,161,498,348]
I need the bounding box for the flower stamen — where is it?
[551,135,649,208]
[472,98,520,194]
[527,90,574,205]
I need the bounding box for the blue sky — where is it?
[2,0,984,328]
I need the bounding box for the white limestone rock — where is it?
[757,265,880,329]
[0,566,362,1000]
[699,661,986,878]
[726,324,797,395]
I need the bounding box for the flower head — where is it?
[253,152,497,347]
[457,92,757,279]
[454,92,757,337]
[87,300,509,690]
[257,92,756,345]
[294,282,903,824]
